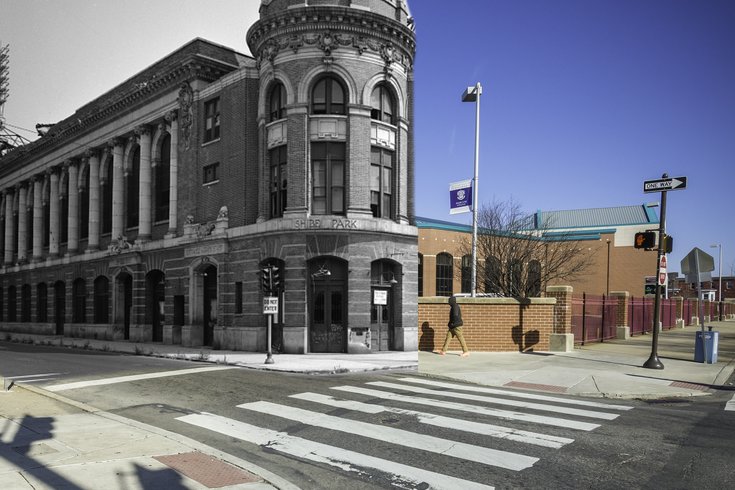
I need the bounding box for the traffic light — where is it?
[634,232,656,249]
[663,234,673,254]
[261,266,273,294]
[271,266,281,292]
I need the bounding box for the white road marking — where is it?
[399,377,634,411]
[177,412,495,490]
[332,385,600,431]
[238,400,538,471]
[46,366,235,391]
[290,392,574,449]
[726,394,735,412]
[6,373,63,380]
[368,381,620,420]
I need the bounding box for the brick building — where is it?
[418,204,660,298]
[0,0,418,354]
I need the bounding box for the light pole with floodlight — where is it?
[711,243,722,320]
[462,82,482,298]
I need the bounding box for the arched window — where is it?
[37,283,48,322]
[418,253,424,297]
[436,253,453,297]
[94,276,110,324]
[72,278,86,323]
[311,76,346,115]
[370,147,393,219]
[508,259,523,298]
[527,260,542,297]
[126,146,140,229]
[155,134,170,223]
[484,256,502,295]
[370,84,395,124]
[21,284,31,322]
[269,82,287,122]
[461,255,472,294]
[102,158,113,234]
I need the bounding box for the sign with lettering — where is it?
[373,289,388,306]
[643,177,687,193]
[263,297,279,315]
[449,180,472,215]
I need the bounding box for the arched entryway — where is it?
[146,270,165,342]
[202,265,217,347]
[54,281,65,336]
[308,257,347,353]
[115,272,133,340]
[371,260,401,351]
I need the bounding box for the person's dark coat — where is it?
[448,296,463,329]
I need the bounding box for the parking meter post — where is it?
[643,179,667,370]
[265,311,274,365]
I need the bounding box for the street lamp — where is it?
[462,82,482,298]
[710,243,722,320]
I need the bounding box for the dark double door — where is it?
[311,285,346,353]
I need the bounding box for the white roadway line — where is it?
[177,412,495,490]
[399,377,635,411]
[45,366,235,392]
[726,394,735,412]
[6,373,64,380]
[332,385,600,431]
[290,392,574,449]
[238,400,538,471]
[368,381,620,421]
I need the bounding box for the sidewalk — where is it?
[419,320,735,399]
[0,383,297,490]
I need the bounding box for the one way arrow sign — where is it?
[643,176,687,193]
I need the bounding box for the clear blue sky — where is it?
[1,0,734,275]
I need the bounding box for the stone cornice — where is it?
[247,6,416,71]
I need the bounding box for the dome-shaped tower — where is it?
[247,0,417,354]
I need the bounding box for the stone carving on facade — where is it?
[178,82,194,150]
[217,206,229,220]
[110,235,131,255]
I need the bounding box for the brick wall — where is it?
[419,297,556,352]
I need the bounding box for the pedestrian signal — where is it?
[634,232,656,249]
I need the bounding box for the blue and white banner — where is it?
[449,179,473,215]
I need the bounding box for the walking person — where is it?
[435,296,470,357]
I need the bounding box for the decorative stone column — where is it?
[546,285,574,352]
[17,183,28,263]
[3,188,14,264]
[111,139,125,240]
[66,160,79,254]
[32,176,44,261]
[166,110,179,237]
[48,169,60,257]
[87,150,100,250]
[137,125,152,242]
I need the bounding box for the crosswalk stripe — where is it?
[400,378,634,411]
[367,381,620,420]
[290,392,574,449]
[332,385,600,431]
[177,412,495,490]
[46,366,235,392]
[238,400,539,471]
[726,394,735,412]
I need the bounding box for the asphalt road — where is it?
[2,341,734,489]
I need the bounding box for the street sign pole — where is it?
[265,311,274,365]
[643,174,669,370]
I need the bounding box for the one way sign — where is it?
[643,176,687,193]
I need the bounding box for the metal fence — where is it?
[571,295,733,345]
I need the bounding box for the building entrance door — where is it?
[202,265,217,347]
[371,287,392,351]
[309,258,347,353]
[54,281,65,336]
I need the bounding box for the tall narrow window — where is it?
[126,147,140,229]
[43,200,50,246]
[204,98,220,142]
[155,134,171,222]
[80,168,89,240]
[370,147,393,219]
[60,195,68,244]
[94,276,109,323]
[418,254,424,297]
[370,84,396,124]
[37,283,48,322]
[311,142,345,215]
[270,145,287,218]
[269,83,287,122]
[436,253,454,297]
[21,284,31,322]
[311,76,346,115]
[8,285,17,322]
[461,255,472,294]
[235,282,243,314]
[73,278,86,323]
[102,159,113,234]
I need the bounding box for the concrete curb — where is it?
[14,383,301,490]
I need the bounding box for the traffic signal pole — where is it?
[643,177,668,370]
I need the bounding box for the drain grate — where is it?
[154,451,260,488]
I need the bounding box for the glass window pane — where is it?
[331,187,344,214]
[331,291,343,325]
[370,165,380,191]
[314,292,324,324]
[383,167,392,193]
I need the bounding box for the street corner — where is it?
[154,451,266,488]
